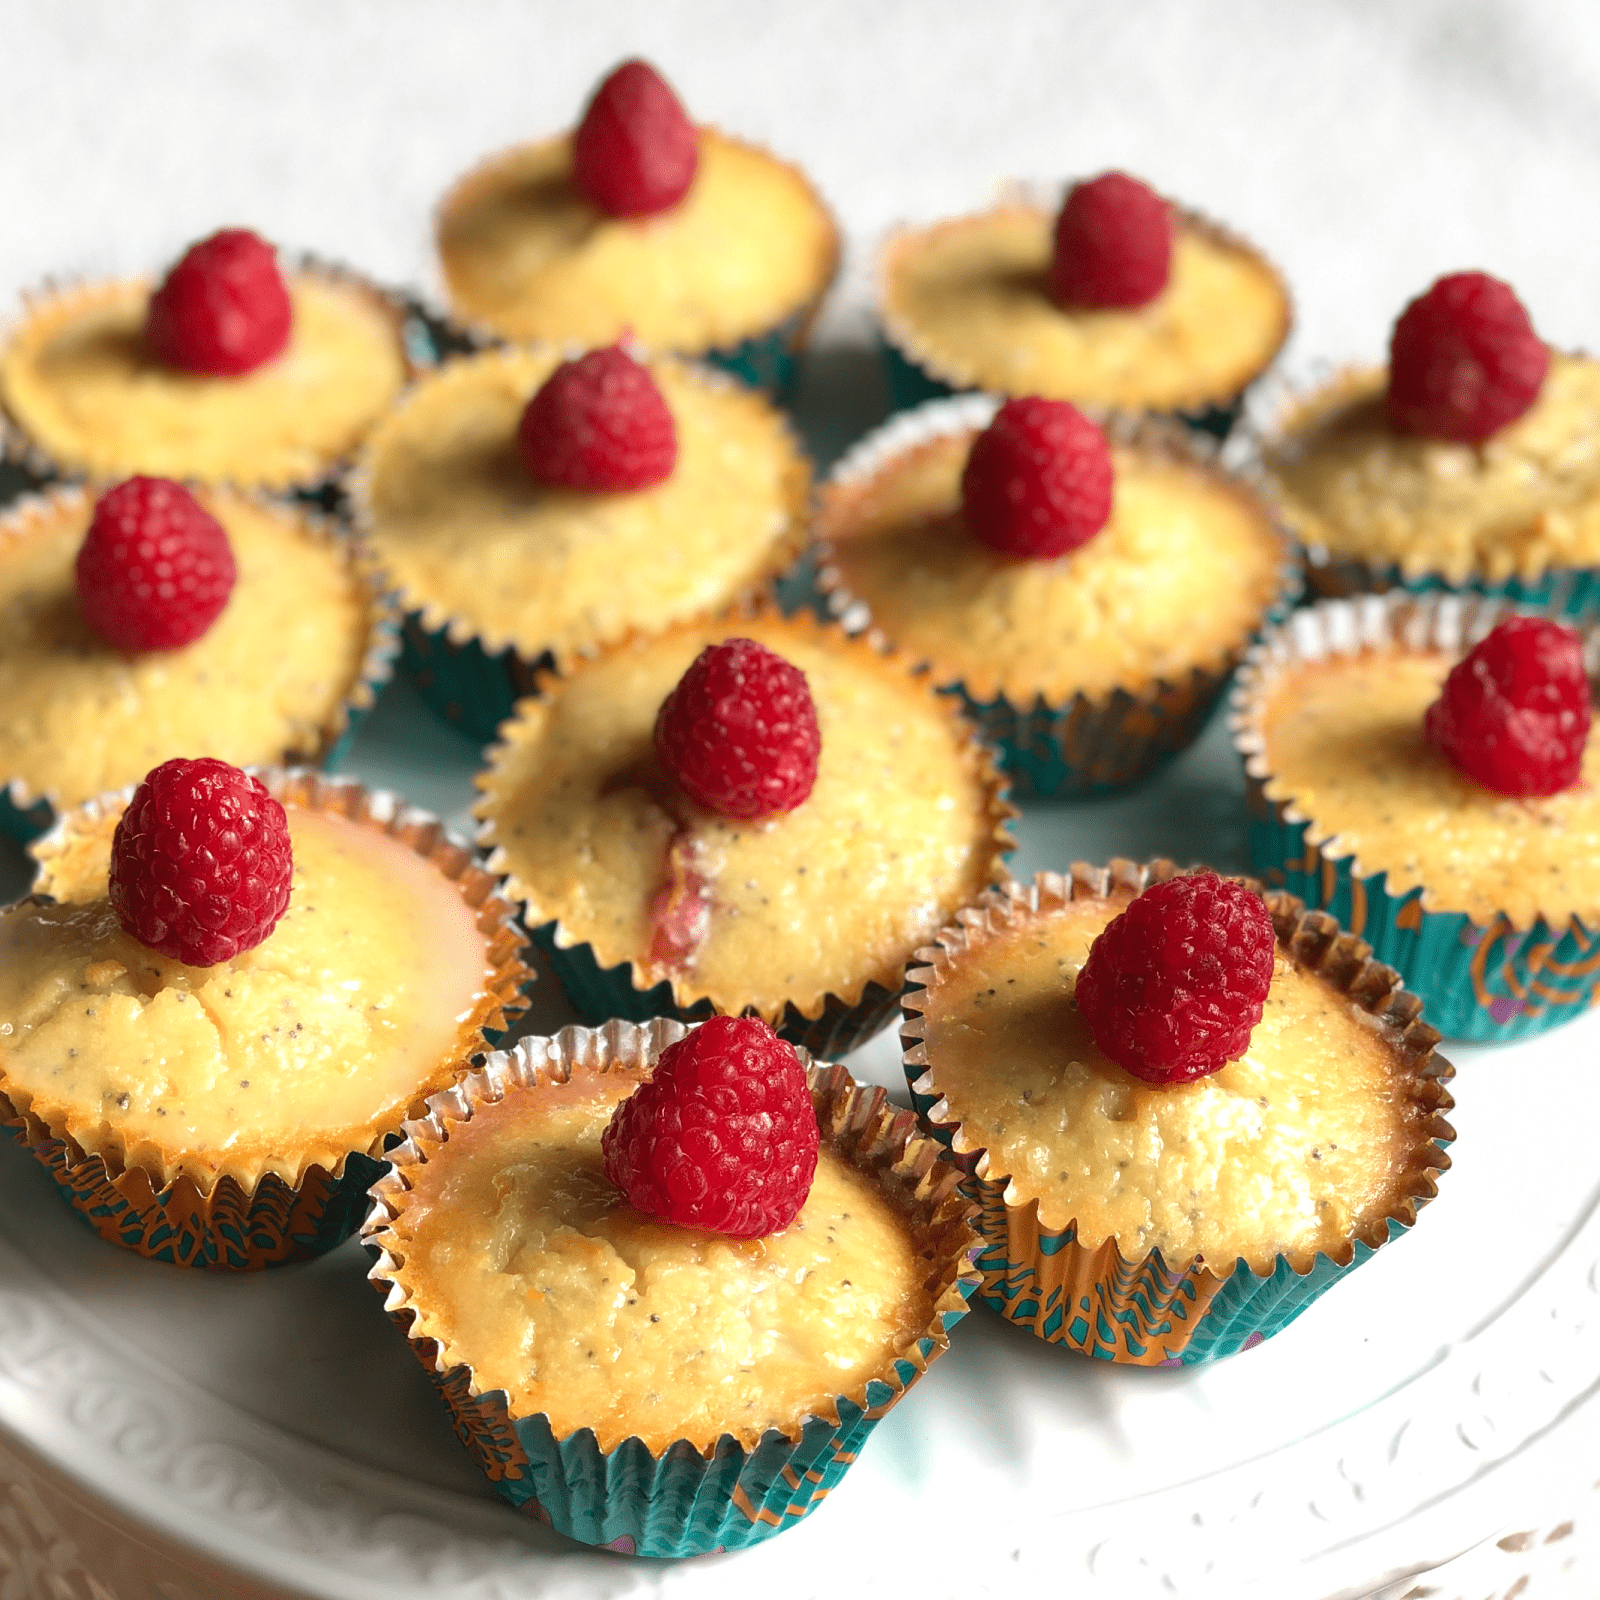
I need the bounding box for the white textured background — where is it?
[4,0,1600,405]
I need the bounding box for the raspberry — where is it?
[960,397,1113,558]
[1076,873,1276,1085]
[109,758,294,968]
[654,637,821,818]
[1050,172,1172,310]
[518,346,678,490]
[1424,616,1591,797]
[571,59,698,218]
[602,1015,819,1238]
[76,477,237,653]
[1386,272,1549,443]
[145,228,293,376]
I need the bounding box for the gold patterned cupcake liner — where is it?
[0,482,403,846]
[433,124,840,393]
[476,597,1016,1057]
[901,862,1455,1364]
[0,255,430,496]
[362,1016,980,1555]
[876,192,1294,435]
[349,344,814,744]
[814,395,1302,797]
[1231,589,1600,1040]
[0,768,535,1269]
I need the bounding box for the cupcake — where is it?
[877,172,1291,436]
[0,478,398,845]
[1233,590,1600,1041]
[364,1015,979,1554]
[0,229,412,492]
[354,343,809,742]
[816,394,1297,796]
[1262,271,1600,608]
[902,863,1454,1364]
[477,603,1014,1058]
[435,60,839,391]
[0,762,533,1268]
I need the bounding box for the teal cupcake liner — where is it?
[901,864,1454,1364]
[399,613,547,746]
[528,918,902,1061]
[1233,590,1600,1041]
[6,767,536,1268]
[816,396,1302,798]
[0,484,402,846]
[1301,545,1600,618]
[363,1018,980,1556]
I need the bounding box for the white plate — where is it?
[3,668,1600,1600]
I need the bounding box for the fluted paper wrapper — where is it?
[875,195,1291,440]
[0,770,534,1269]
[0,484,402,846]
[478,600,1015,1058]
[816,396,1301,798]
[901,863,1455,1364]
[363,1017,980,1556]
[1232,591,1600,1040]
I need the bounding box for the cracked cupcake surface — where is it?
[0,807,491,1187]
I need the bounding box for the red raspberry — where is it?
[109,758,294,968]
[145,228,293,376]
[76,477,237,653]
[602,1015,819,1238]
[1050,172,1172,310]
[1076,873,1277,1085]
[654,636,821,818]
[1424,616,1591,797]
[571,58,698,218]
[1386,272,1549,443]
[518,346,678,491]
[961,397,1113,558]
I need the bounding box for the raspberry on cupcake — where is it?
[903,863,1455,1364]
[816,394,1295,795]
[434,59,838,389]
[877,170,1290,431]
[1234,592,1600,1040]
[1264,271,1600,605]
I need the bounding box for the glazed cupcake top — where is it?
[1246,621,1600,928]
[907,872,1450,1275]
[819,401,1286,704]
[879,199,1290,411]
[0,270,409,488]
[386,1060,931,1453]
[356,347,808,662]
[437,128,838,353]
[0,485,380,815]
[1263,354,1600,583]
[1,798,494,1191]
[477,608,1011,1021]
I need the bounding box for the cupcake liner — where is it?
[362,1016,980,1555]
[1232,590,1600,1041]
[815,395,1302,798]
[902,863,1455,1364]
[478,600,1016,1058]
[352,347,812,745]
[875,194,1292,440]
[0,255,429,497]
[434,127,839,397]
[1,769,535,1269]
[1252,362,1600,612]
[0,484,403,847]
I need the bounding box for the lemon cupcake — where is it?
[436,60,839,392]
[364,1017,979,1554]
[903,863,1454,1363]
[817,394,1296,796]
[0,767,532,1268]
